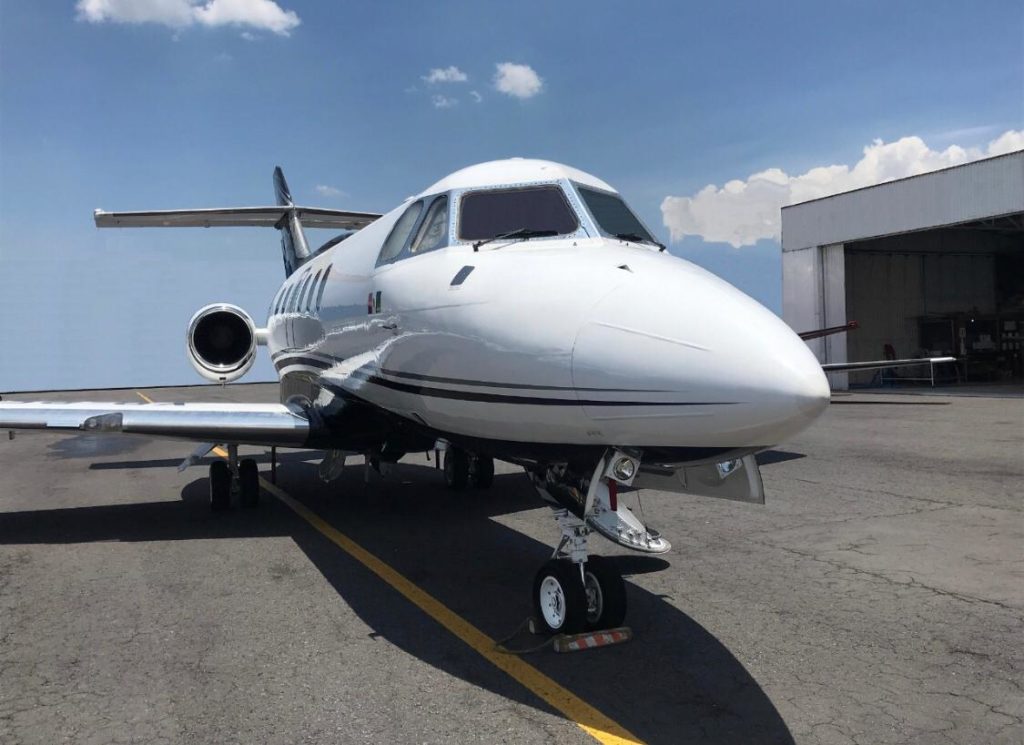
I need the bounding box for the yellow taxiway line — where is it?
[136,391,641,744]
[258,476,642,745]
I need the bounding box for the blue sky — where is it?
[1,0,1021,391]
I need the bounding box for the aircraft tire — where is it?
[583,556,626,630]
[470,455,494,488]
[239,458,259,508]
[444,447,469,490]
[209,461,232,511]
[532,559,588,635]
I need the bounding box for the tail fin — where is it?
[274,166,311,277]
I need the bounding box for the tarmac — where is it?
[0,383,1021,745]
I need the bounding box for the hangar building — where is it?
[781,150,1024,390]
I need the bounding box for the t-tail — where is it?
[92,168,382,277]
[273,166,312,277]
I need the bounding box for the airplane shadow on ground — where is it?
[0,455,795,745]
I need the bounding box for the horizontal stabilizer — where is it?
[94,206,380,231]
[0,401,309,448]
[822,356,955,373]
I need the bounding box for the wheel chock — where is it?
[527,619,633,652]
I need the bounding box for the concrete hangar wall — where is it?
[781,150,1024,389]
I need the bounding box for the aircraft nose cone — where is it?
[572,264,831,448]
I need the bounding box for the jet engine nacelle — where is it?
[186,304,264,383]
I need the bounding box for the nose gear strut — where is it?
[529,450,635,635]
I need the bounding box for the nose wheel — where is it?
[532,555,626,635]
[529,451,632,635]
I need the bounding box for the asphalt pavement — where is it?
[0,384,1020,744]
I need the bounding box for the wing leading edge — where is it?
[821,356,955,373]
[0,401,309,448]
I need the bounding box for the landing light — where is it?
[610,456,637,484]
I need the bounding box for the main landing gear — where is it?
[443,445,494,490]
[209,443,260,511]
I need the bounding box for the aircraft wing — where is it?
[94,206,381,231]
[798,320,859,341]
[822,356,955,373]
[0,401,309,448]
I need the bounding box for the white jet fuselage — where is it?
[265,161,830,464]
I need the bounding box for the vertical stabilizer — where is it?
[274,166,311,277]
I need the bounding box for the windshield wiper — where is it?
[473,228,558,251]
[614,232,666,252]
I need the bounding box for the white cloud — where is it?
[314,185,345,198]
[421,66,468,84]
[75,0,300,36]
[661,130,1024,248]
[469,90,482,103]
[431,94,458,109]
[987,129,1024,156]
[493,62,542,99]
[240,30,257,41]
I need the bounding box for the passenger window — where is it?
[315,266,332,310]
[286,280,301,312]
[409,196,449,254]
[377,201,423,265]
[303,271,321,313]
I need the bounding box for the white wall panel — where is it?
[822,243,848,388]
[782,246,823,361]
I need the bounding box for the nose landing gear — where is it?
[208,443,260,510]
[529,452,630,635]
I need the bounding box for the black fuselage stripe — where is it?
[378,367,674,393]
[357,371,731,407]
[274,353,734,406]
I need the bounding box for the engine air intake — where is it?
[186,304,258,382]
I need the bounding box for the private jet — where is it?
[0,159,951,635]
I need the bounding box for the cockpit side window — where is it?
[409,196,449,255]
[576,186,656,244]
[458,186,578,241]
[377,201,423,265]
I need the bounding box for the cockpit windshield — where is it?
[458,186,578,242]
[577,186,658,245]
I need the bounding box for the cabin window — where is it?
[576,186,656,244]
[297,273,312,313]
[315,265,332,310]
[458,186,578,242]
[409,196,449,255]
[377,201,423,265]
[304,270,322,313]
[286,279,302,312]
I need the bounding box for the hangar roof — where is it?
[781,150,1024,251]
